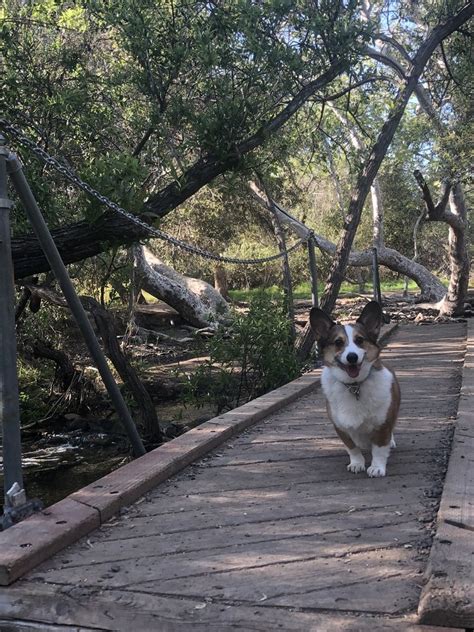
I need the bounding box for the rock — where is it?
[134,303,183,329]
[143,378,182,401]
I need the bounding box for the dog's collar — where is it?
[344,382,362,399]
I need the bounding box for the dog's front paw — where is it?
[367,464,386,477]
[347,461,365,473]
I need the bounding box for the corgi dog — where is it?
[310,301,400,478]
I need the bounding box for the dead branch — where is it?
[31,339,77,391]
[413,170,451,221]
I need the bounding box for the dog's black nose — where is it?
[347,352,358,365]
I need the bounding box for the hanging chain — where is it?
[0,119,307,265]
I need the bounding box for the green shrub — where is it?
[183,292,301,413]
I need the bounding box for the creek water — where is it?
[25,447,127,508]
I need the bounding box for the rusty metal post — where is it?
[0,135,23,497]
[0,135,43,529]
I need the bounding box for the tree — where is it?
[321,104,447,301]
[364,6,471,315]
[296,2,473,359]
[1,0,471,333]
[3,0,366,277]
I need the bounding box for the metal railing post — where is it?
[7,153,146,458]
[307,234,319,308]
[0,135,24,500]
[372,247,382,305]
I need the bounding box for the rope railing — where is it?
[0,118,307,265]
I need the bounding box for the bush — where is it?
[183,292,301,413]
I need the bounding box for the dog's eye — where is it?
[334,339,344,349]
[355,336,364,346]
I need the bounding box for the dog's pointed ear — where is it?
[357,301,383,341]
[309,307,336,343]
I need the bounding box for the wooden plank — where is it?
[69,370,321,522]
[106,548,421,615]
[418,318,474,628]
[0,498,99,586]
[32,510,422,578]
[0,582,459,631]
[0,369,320,586]
[128,455,443,497]
[143,461,438,500]
[114,483,430,524]
[0,620,97,632]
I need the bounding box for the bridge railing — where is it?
[0,116,390,529]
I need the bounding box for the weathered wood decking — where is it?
[0,322,470,631]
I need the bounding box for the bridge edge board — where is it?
[418,317,474,628]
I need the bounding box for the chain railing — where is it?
[0,118,307,265]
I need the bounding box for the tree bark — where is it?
[11,61,345,280]
[295,4,473,360]
[133,246,230,328]
[83,296,162,441]
[438,184,470,316]
[370,178,384,249]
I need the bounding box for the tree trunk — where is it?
[365,43,470,315]
[370,178,384,249]
[436,184,470,316]
[133,246,230,328]
[413,175,470,317]
[295,4,473,360]
[82,297,161,441]
[316,239,445,302]
[214,265,230,301]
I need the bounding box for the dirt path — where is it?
[0,322,467,631]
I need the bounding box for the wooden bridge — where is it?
[0,321,472,631]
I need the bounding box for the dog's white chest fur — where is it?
[321,366,393,449]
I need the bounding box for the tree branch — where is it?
[11,60,346,279]
[144,60,346,217]
[413,170,451,220]
[132,126,155,157]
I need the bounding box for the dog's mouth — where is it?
[345,364,361,379]
[337,359,361,379]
